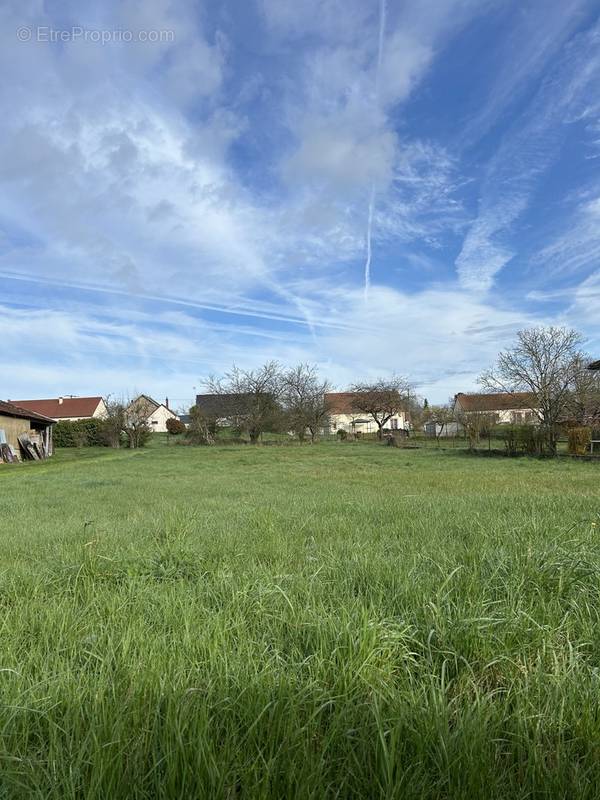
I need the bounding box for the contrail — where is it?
[364,0,387,301]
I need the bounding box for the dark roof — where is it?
[12,396,103,419]
[0,399,55,424]
[589,360,600,370]
[455,392,537,412]
[195,393,255,416]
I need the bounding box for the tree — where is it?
[282,364,331,442]
[124,401,152,449]
[186,406,215,445]
[480,326,586,455]
[425,403,455,444]
[454,408,495,450]
[349,376,411,439]
[101,397,126,448]
[568,357,600,428]
[207,361,283,443]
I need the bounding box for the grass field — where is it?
[0,439,599,798]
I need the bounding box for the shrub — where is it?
[166,418,186,435]
[53,418,107,448]
[494,424,550,456]
[568,426,591,456]
[336,429,347,440]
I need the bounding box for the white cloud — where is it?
[456,20,600,292]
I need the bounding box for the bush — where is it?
[166,418,186,435]
[336,429,347,441]
[568,426,591,455]
[53,418,107,448]
[494,424,550,456]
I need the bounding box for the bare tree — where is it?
[349,376,411,439]
[480,326,585,455]
[569,357,600,427]
[207,361,283,443]
[282,364,331,442]
[102,397,126,448]
[186,405,215,445]
[425,403,455,444]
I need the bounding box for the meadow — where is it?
[0,439,599,798]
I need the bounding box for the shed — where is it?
[0,400,55,462]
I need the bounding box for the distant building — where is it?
[0,400,55,461]
[324,392,408,435]
[127,395,179,433]
[11,396,107,422]
[453,392,538,424]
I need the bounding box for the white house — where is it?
[11,396,108,422]
[128,395,179,433]
[324,392,408,435]
[453,392,538,424]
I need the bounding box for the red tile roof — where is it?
[454,392,537,412]
[0,400,55,424]
[324,392,360,414]
[11,396,104,419]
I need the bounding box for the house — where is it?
[11,396,107,422]
[0,400,55,462]
[324,392,408,435]
[127,395,179,433]
[453,392,538,424]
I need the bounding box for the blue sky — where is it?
[1,0,600,408]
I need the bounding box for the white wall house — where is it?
[453,392,538,424]
[128,395,179,433]
[324,392,408,434]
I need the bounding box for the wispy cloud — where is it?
[456,19,600,292]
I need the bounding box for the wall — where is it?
[328,411,407,434]
[147,405,179,433]
[0,414,34,453]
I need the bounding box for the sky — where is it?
[2,0,600,409]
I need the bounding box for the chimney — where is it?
[165,397,169,409]
[58,397,64,405]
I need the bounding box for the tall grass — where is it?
[0,442,598,797]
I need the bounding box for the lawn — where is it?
[0,440,599,798]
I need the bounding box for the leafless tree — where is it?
[349,376,411,439]
[186,405,215,445]
[123,398,152,448]
[568,357,600,428]
[282,364,332,442]
[425,403,456,444]
[480,326,586,454]
[102,397,126,448]
[207,361,283,443]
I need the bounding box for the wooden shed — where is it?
[0,400,55,463]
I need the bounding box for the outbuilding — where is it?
[0,400,55,462]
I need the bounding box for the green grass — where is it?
[0,440,599,798]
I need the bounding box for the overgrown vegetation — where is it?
[0,440,599,797]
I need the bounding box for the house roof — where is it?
[589,360,600,370]
[325,392,359,414]
[454,392,537,412]
[0,399,55,424]
[128,395,177,419]
[195,393,255,416]
[11,396,103,419]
